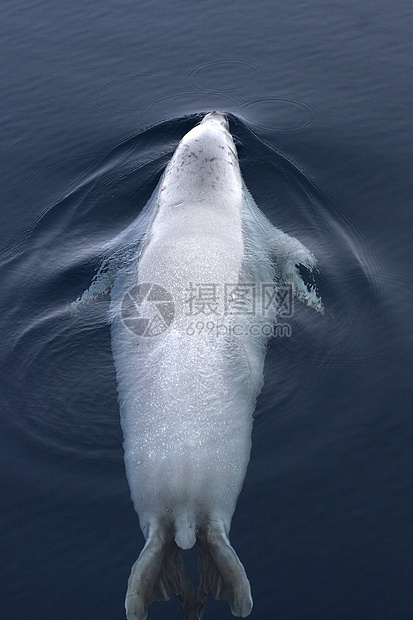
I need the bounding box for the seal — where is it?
[74,112,323,619]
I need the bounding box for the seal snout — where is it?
[201,111,229,130]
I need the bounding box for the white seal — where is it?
[74,112,323,619]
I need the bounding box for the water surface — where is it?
[1,1,411,619]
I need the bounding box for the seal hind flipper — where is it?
[126,536,197,620]
[197,528,253,618]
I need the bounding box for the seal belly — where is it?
[112,322,255,524]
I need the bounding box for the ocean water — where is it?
[0,1,411,619]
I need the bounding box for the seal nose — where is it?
[201,111,229,130]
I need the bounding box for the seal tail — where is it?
[125,535,197,620]
[196,527,253,618]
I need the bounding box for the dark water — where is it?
[1,1,412,619]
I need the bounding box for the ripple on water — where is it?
[188,59,263,93]
[2,304,122,468]
[238,97,317,134]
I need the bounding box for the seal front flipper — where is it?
[126,535,197,620]
[197,527,253,618]
[270,228,324,314]
[70,235,146,316]
[70,255,118,316]
[240,182,323,315]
